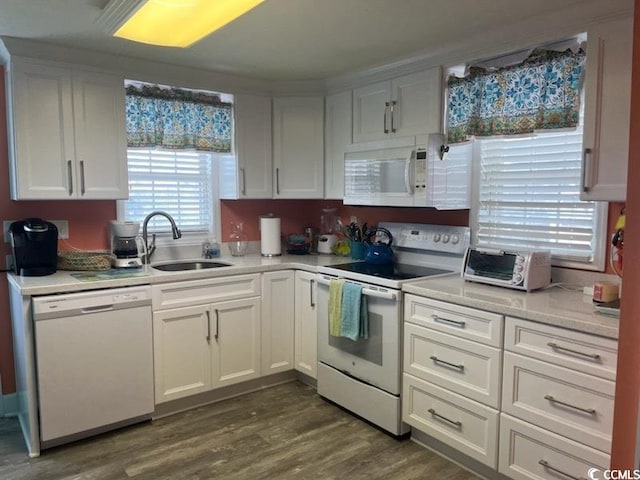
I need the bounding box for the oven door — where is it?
[316,274,402,395]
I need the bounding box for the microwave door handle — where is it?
[405,154,413,194]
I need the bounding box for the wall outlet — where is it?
[2,219,68,242]
[5,254,13,271]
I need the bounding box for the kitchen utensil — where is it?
[364,227,394,264]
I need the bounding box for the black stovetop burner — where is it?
[328,261,453,281]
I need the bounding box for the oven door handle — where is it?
[316,276,397,301]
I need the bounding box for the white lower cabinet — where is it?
[261,271,295,375]
[212,297,261,388]
[499,414,610,480]
[153,305,213,403]
[402,295,504,468]
[294,271,317,378]
[403,296,618,478]
[152,274,262,404]
[403,374,499,467]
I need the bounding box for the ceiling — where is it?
[0,0,633,82]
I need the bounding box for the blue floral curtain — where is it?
[447,49,585,144]
[125,85,233,152]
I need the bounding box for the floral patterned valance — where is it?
[125,84,233,152]
[447,48,586,144]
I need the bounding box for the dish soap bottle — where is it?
[228,222,248,256]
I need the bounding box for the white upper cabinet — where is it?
[272,96,324,198]
[324,90,352,199]
[6,59,128,200]
[234,94,273,198]
[352,68,442,143]
[581,16,632,201]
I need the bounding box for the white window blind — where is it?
[122,148,213,234]
[471,121,604,266]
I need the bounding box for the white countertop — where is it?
[8,254,619,339]
[7,253,352,297]
[403,275,619,339]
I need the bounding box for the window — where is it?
[463,124,606,270]
[118,81,234,242]
[447,42,606,270]
[121,148,215,236]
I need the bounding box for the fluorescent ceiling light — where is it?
[96,0,264,48]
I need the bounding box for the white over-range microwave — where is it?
[343,133,470,209]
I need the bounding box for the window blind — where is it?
[123,148,213,234]
[473,122,601,263]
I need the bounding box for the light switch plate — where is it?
[3,219,69,242]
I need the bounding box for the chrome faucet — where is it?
[142,211,182,264]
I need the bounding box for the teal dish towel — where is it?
[340,282,369,341]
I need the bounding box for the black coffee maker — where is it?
[9,218,58,276]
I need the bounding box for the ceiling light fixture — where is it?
[95,0,264,48]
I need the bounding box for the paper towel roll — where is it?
[260,215,281,256]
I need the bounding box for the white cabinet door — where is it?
[261,271,295,375]
[153,305,212,404]
[352,68,442,144]
[234,94,272,198]
[272,96,324,198]
[72,70,128,199]
[324,90,352,199]
[352,81,391,143]
[391,69,442,139]
[581,16,632,201]
[294,271,317,379]
[211,297,261,388]
[6,59,128,200]
[9,61,75,199]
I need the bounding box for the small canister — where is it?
[593,281,619,303]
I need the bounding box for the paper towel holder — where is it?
[260,214,282,257]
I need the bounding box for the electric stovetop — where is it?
[325,261,453,281]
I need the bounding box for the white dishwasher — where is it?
[32,286,154,445]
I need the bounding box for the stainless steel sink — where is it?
[152,261,232,271]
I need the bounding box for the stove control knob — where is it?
[442,234,450,243]
[451,234,460,244]
[433,233,441,242]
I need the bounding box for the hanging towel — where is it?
[329,279,345,337]
[340,282,369,341]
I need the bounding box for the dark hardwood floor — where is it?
[0,381,480,479]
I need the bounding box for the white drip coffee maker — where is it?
[110,221,145,268]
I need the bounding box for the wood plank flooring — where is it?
[0,381,480,479]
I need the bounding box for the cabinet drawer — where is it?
[404,295,503,347]
[152,274,261,310]
[505,317,617,380]
[499,413,610,480]
[502,352,615,453]
[404,323,501,408]
[403,373,499,468]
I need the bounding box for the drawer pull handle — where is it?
[544,395,597,415]
[431,314,466,328]
[429,355,464,371]
[538,459,587,480]
[547,342,601,361]
[427,408,462,428]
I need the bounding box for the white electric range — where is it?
[315,222,470,435]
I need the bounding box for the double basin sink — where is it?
[152,260,232,272]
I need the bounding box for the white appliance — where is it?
[110,221,144,268]
[317,233,338,254]
[316,222,470,435]
[32,286,154,447]
[462,247,552,291]
[343,134,470,209]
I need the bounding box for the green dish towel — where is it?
[329,279,345,336]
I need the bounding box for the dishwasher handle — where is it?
[81,304,114,314]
